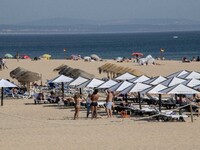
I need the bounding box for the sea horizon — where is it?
[0,31,200,60]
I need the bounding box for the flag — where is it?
[160,48,164,52]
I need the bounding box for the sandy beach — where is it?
[1,59,200,150]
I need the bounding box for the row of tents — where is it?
[47,70,200,111]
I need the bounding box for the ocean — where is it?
[0,31,200,60]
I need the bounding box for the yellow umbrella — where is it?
[42,54,51,60]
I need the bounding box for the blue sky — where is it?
[1,0,200,24]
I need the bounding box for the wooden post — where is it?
[1,87,4,106]
[138,92,142,110]
[62,82,64,100]
[190,103,194,123]
[159,94,162,112]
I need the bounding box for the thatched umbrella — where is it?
[10,67,28,79]
[10,67,41,93]
[61,68,94,79]
[59,67,74,75]
[53,64,68,72]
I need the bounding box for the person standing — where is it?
[86,93,92,118]
[91,89,99,119]
[105,90,114,118]
[74,93,82,120]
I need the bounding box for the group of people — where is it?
[0,58,7,70]
[73,89,115,120]
[182,56,200,63]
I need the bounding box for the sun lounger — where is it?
[154,110,188,122]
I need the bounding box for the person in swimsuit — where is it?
[86,93,92,118]
[91,89,99,119]
[105,90,114,118]
[74,93,82,120]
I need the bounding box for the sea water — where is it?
[0,31,200,60]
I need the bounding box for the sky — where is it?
[1,0,200,24]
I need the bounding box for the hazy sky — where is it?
[1,0,200,24]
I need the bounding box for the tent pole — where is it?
[159,94,162,112]
[62,82,64,100]
[138,92,141,110]
[1,87,3,106]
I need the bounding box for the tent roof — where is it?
[160,84,199,94]
[120,82,151,94]
[52,75,73,83]
[69,76,89,86]
[182,78,200,87]
[98,79,118,89]
[160,77,186,87]
[109,81,133,92]
[115,72,136,81]
[129,75,150,83]
[0,79,17,88]
[77,78,104,88]
[166,70,190,79]
[179,71,200,79]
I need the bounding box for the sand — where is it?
[1,59,200,150]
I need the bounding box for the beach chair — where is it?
[154,110,188,122]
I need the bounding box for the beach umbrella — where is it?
[4,53,13,58]
[160,77,186,87]
[52,75,73,99]
[0,79,17,106]
[42,54,51,60]
[22,55,31,59]
[69,76,89,87]
[129,75,150,83]
[98,79,118,89]
[132,52,143,57]
[115,72,136,81]
[166,70,190,79]
[120,82,151,109]
[179,71,200,79]
[77,78,104,88]
[91,54,101,61]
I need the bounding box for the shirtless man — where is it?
[106,90,114,118]
[91,89,99,119]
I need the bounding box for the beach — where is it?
[1,59,200,150]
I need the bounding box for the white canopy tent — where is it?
[160,77,186,87]
[115,72,136,81]
[109,81,133,92]
[160,84,199,95]
[179,71,200,79]
[182,78,200,88]
[166,70,190,79]
[98,79,118,89]
[77,78,104,88]
[0,79,17,106]
[69,76,89,87]
[129,75,150,83]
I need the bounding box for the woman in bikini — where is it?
[74,93,82,120]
